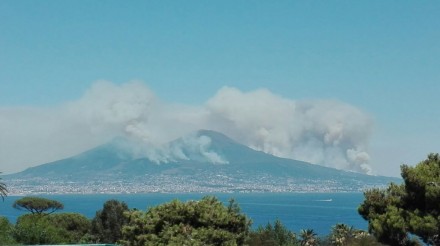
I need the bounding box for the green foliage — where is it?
[13,212,90,245]
[248,219,298,246]
[359,153,440,245]
[335,235,388,246]
[90,199,130,243]
[13,196,64,214]
[329,224,355,246]
[321,223,386,246]
[0,172,7,201]
[121,196,251,246]
[49,213,91,243]
[299,229,318,246]
[13,214,64,244]
[0,216,16,245]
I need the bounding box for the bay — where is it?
[0,192,366,236]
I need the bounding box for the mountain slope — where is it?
[5,130,399,193]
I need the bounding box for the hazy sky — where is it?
[1,1,439,176]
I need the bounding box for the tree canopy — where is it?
[0,217,16,245]
[49,213,91,243]
[13,212,90,245]
[248,219,297,246]
[13,196,64,214]
[90,199,130,243]
[359,153,440,245]
[121,196,251,246]
[1,194,394,245]
[299,229,318,246]
[13,213,64,245]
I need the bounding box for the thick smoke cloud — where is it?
[0,81,373,174]
[206,87,373,173]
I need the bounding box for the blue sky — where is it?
[1,1,439,176]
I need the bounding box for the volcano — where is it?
[4,130,399,194]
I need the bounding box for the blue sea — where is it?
[1,193,367,236]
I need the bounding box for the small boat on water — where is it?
[316,199,332,202]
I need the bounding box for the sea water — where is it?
[0,192,366,236]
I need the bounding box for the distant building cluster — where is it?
[6,172,386,195]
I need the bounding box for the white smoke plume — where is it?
[169,133,229,165]
[205,87,373,173]
[0,81,373,174]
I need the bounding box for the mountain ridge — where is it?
[4,129,400,194]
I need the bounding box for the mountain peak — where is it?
[194,129,243,149]
[196,129,231,139]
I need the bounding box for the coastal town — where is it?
[6,172,385,195]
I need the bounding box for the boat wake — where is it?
[316,199,332,202]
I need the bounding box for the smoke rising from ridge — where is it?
[0,81,373,174]
[205,87,373,173]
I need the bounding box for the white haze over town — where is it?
[0,81,373,175]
